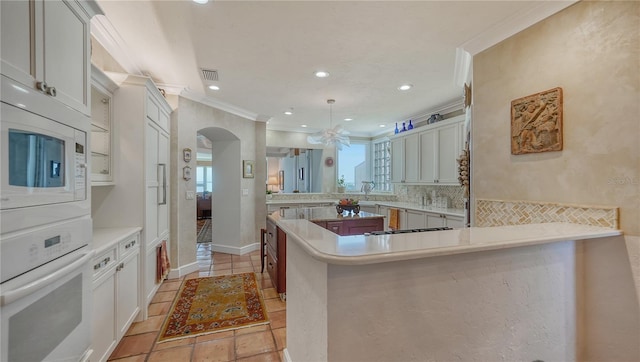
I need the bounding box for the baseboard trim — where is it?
[211,242,260,255]
[168,261,199,279]
[283,348,293,362]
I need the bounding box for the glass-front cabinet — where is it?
[90,65,118,185]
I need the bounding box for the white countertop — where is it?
[272,215,622,265]
[267,198,465,217]
[93,227,142,253]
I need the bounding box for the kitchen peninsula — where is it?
[266,207,384,297]
[273,214,622,362]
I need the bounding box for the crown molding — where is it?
[156,82,187,95]
[460,1,578,55]
[180,90,259,121]
[91,15,143,75]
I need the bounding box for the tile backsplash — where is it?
[395,185,465,209]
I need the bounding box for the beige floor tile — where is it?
[233,261,253,269]
[109,332,157,359]
[235,331,276,358]
[268,310,286,330]
[146,345,192,362]
[126,315,165,335]
[234,324,270,336]
[147,301,172,317]
[237,351,281,362]
[213,262,232,270]
[195,330,234,343]
[232,255,252,262]
[211,269,232,276]
[152,337,195,351]
[107,354,148,362]
[257,278,273,289]
[272,328,286,351]
[264,298,286,313]
[157,280,182,292]
[198,271,212,277]
[151,291,177,304]
[232,267,255,274]
[192,337,235,362]
[262,288,279,300]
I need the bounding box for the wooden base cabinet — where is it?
[92,230,141,362]
[265,219,286,298]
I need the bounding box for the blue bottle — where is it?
[408,120,414,130]
[401,122,407,132]
[394,123,399,134]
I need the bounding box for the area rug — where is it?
[157,273,269,342]
[196,219,212,243]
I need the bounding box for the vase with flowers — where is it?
[337,175,346,193]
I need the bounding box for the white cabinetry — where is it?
[391,115,464,185]
[91,65,118,185]
[91,74,171,318]
[390,133,419,183]
[0,0,101,115]
[92,229,141,362]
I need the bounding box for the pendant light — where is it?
[307,99,350,150]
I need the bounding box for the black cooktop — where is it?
[366,227,452,236]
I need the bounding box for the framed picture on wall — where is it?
[243,160,255,178]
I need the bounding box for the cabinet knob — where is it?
[45,86,57,97]
[36,81,47,92]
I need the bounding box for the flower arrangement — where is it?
[337,175,345,187]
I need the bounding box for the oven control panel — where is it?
[0,216,91,284]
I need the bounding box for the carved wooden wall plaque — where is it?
[511,87,563,155]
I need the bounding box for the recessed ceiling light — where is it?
[314,71,329,78]
[284,111,293,115]
[379,124,386,128]
[208,85,220,90]
[344,118,353,121]
[193,0,208,4]
[398,84,413,91]
[301,125,308,128]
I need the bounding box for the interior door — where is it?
[157,129,169,237]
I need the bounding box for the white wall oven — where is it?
[1,216,94,362]
[1,75,89,233]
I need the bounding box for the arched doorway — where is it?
[196,127,241,249]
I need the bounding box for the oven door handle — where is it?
[0,251,95,306]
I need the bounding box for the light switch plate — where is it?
[186,191,195,200]
[242,189,249,196]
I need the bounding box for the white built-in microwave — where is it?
[1,76,89,233]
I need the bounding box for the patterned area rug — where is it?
[196,219,212,243]
[158,273,269,343]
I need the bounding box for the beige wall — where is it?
[472,1,639,360]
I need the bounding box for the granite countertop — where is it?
[267,198,465,217]
[269,207,384,222]
[93,227,142,253]
[273,217,622,265]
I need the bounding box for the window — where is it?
[196,166,213,192]
[373,139,391,192]
[337,142,369,191]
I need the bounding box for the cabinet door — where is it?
[145,122,160,245]
[157,130,170,237]
[116,250,140,338]
[377,205,390,230]
[390,138,404,183]
[1,0,37,87]
[426,213,446,228]
[419,130,437,183]
[91,85,113,184]
[42,0,91,114]
[445,215,465,229]
[92,269,117,362]
[404,134,420,183]
[437,124,460,184]
[405,210,427,229]
[326,221,344,235]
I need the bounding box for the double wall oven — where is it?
[1,75,94,361]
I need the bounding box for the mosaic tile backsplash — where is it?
[395,185,465,209]
[475,199,619,229]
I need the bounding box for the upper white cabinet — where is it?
[0,0,102,115]
[390,133,419,183]
[91,65,118,185]
[391,115,465,185]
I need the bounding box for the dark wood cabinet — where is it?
[314,218,384,236]
[266,219,286,296]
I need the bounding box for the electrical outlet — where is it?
[186,191,195,200]
[242,189,249,196]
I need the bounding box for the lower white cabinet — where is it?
[92,229,141,362]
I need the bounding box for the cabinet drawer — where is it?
[118,234,139,259]
[266,247,278,286]
[92,247,117,279]
[266,222,278,252]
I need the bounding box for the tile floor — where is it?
[107,243,286,362]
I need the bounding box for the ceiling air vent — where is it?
[201,68,219,81]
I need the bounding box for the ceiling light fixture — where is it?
[314,71,329,78]
[301,125,307,128]
[379,124,386,128]
[398,84,413,91]
[208,85,220,90]
[284,108,293,115]
[307,99,350,150]
[344,118,353,121]
[193,0,209,4]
